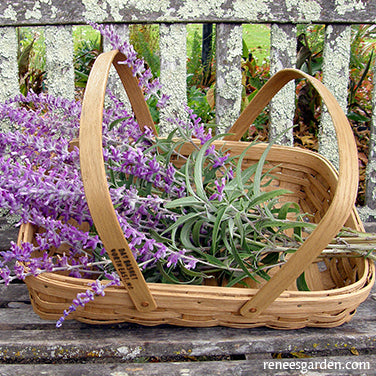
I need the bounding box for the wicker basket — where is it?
[19,50,375,329]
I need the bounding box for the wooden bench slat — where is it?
[1,322,375,363]
[0,355,375,376]
[0,284,375,363]
[215,23,243,133]
[0,27,19,102]
[360,51,376,223]
[159,23,187,135]
[269,23,297,145]
[2,1,376,25]
[44,25,75,100]
[319,24,352,170]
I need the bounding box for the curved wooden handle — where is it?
[80,50,358,318]
[237,69,359,317]
[79,50,157,312]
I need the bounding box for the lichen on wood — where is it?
[159,23,187,136]
[215,23,242,133]
[0,27,19,103]
[269,24,297,146]
[319,24,351,170]
[44,25,75,100]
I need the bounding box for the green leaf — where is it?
[108,117,131,131]
[226,272,251,287]
[296,272,310,291]
[193,247,226,267]
[193,133,229,201]
[192,219,206,246]
[277,202,300,220]
[253,127,294,196]
[156,262,198,285]
[248,189,292,208]
[347,111,370,123]
[162,211,204,236]
[261,252,279,265]
[232,141,258,193]
[210,205,230,254]
[180,220,197,250]
[223,227,258,282]
[164,196,202,209]
[183,155,201,199]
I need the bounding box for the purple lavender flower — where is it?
[56,273,120,327]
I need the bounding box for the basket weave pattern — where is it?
[20,50,375,330]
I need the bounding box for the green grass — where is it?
[243,24,270,63]
[72,26,101,52]
[186,23,270,63]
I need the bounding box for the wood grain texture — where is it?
[0,284,375,374]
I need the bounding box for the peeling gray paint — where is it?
[357,206,376,223]
[44,25,75,100]
[82,0,172,22]
[159,24,187,136]
[269,24,297,146]
[319,24,351,170]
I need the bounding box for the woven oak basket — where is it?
[19,50,375,329]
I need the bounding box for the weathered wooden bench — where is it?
[0,282,375,375]
[1,1,376,374]
[1,1,376,223]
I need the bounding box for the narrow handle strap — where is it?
[238,69,359,317]
[79,50,157,312]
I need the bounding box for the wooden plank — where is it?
[0,292,375,362]
[269,23,297,145]
[1,356,376,376]
[361,58,376,223]
[159,23,187,135]
[44,25,75,100]
[215,23,243,133]
[1,0,376,26]
[0,284,374,370]
[0,285,30,304]
[0,225,18,251]
[0,27,19,103]
[319,24,352,171]
[1,322,375,363]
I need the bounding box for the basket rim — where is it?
[24,256,374,301]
